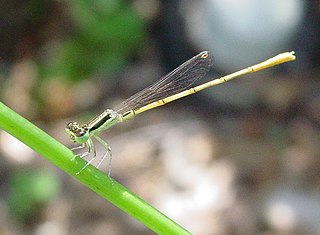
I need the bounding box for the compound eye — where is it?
[77,129,87,137]
[66,122,78,130]
[67,122,83,134]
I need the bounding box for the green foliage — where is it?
[7,170,60,222]
[40,0,145,82]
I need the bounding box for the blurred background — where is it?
[0,0,320,234]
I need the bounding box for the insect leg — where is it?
[94,136,113,177]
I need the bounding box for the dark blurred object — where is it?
[153,0,197,71]
[293,0,320,71]
[0,0,53,63]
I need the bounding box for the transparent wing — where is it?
[114,51,213,114]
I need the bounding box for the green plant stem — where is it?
[0,101,191,235]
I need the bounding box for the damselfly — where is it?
[66,51,295,176]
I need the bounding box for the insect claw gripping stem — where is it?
[76,156,96,175]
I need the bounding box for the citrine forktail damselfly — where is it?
[66,51,296,176]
